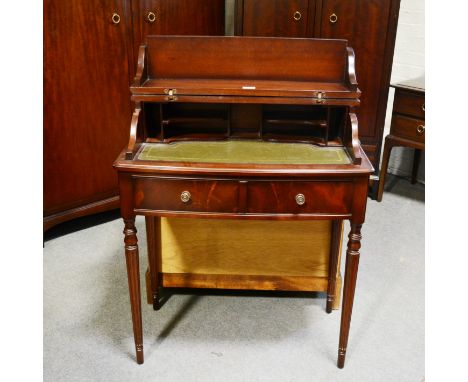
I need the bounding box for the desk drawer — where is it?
[246,181,353,215]
[393,89,425,119]
[133,177,239,213]
[390,115,425,143]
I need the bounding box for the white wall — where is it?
[383,0,425,182]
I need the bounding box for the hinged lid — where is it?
[131,36,360,105]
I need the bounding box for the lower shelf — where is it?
[146,272,343,310]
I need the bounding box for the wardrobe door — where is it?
[318,0,397,166]
[44,0,133,221]
[316,0,355,40]
[240,0,310,37]
[136,0,225,40]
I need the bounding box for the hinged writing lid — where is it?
[131,36,360,105]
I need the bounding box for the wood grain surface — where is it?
[160,218,332,277]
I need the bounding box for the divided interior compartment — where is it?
[143,102,347,146]
[262,105,327,144]
[162,103,229,141]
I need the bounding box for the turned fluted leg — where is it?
[337,223,362,368]
[326,220,342,313]
[145,216,161,311]
[123,218,144,364]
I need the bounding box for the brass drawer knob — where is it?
[329,13,338,23]
[295,193,306,206]
[180,191,191,203]
[293,11,302,21]
[147,11,156,23]
[416,125,425,135]
[111,13,121,25]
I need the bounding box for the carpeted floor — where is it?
[44,174,424,382]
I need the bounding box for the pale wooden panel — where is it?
[161,273,329,291]
[160,218,332,277]
[333,220,345,309]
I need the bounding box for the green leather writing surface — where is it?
[138,140,350,165]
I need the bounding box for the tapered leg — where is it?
[326,220,342,313]
[145,216,161,311]
[376,137,394,202]
[411,149,421,184]
[123,218,144,364]
[337,223,362,368]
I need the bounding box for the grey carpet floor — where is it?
[44,175,424,382]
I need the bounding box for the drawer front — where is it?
[247,181,353,215]
[390,115,425,143]
[133,177,239,213]
[393,89,425,119]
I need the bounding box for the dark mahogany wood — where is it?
[235,0,401,185]
[133,0,225,61]
[241,0,310,37]
[44,0,225,231]
[145,216,161,310]
[123,217,143,364]
[338,223,362,368]
[246,181,353,215]
[44,0,133,225]
[43,196,120,232]
[377,78,425,201]
[119,172,144,364]
[137,36,354,86]
[115,36,373,368]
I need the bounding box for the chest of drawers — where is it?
[377,77,425,201]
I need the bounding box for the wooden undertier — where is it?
[145,218,343,309]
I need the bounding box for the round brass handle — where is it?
[295,193,306,206]
[293,11,302,21]
[180,191,191,203]
[111,13,121,25]
[329,13,338,23]
[416,125,425,135]
[147,11,156,23]
[422,103,425,112]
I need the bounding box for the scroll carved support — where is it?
[337,223,362,368]
[346,112,362,165]
[123,218,144,364]
[125,103,142,160]
[131,44,147,87]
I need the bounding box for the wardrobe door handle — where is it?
[293,11,302,21]
[111,13,121,25]
[146,11,156,23]
[329,13,338,23]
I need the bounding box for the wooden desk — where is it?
[377,77,425,201]
[114,36,373,368]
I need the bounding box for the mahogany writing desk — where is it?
[114,36,373,368]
